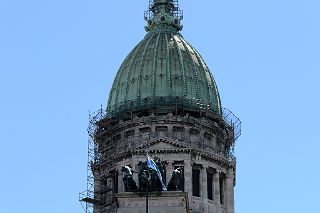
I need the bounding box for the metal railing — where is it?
[144,0,183,21]
[107,96,221,118]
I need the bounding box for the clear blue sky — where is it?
[0,0,319,212]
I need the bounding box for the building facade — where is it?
[80,1,241,213]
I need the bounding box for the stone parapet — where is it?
[115,191,189,213]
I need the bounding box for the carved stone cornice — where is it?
[99,138,235,170]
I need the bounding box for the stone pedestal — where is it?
[115,191,189,213]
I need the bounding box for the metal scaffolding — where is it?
[79,107,106,213]
[144,0,183,21]
[79,104,241,212]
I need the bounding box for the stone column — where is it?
[214,170,220,206]
[118,168,124,193]
[201,166,209,213]
[184,160,192,205]
[94,175,101,199]
[94,176,102,213]
[225,169,235,213]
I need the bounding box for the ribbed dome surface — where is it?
[107,1,221,117]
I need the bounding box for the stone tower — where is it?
[80,1,241,213]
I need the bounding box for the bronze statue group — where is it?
[121,155,183,193]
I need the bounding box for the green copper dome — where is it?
[107,0,221,117]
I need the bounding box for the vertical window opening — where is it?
[111,170,118,193]
[192,169,200,197]
[207,172,213,200]
[219,177,224,204]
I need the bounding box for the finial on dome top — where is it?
[144,0,183,32]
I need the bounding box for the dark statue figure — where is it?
[121,165,138,192]
[122,156,183,193]
[138,161,149,192]
[154,156,166,183]
[137,156,167,192]
[149,168,162,191]
[151,156,166,191]
[167,167,183,191]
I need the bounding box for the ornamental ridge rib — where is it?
[178,36,200,99]
[124,40,146,103]
[186,42,210,102]
[152,33,161,98]
[136,34,155,100]
[189,42,215,108]
[164,33,172,95]
[172,35,187,97]
[107,44,138,111]
[190,44,222,112]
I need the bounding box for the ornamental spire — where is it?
[144,0,183,32]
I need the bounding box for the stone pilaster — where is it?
[118,168,124,193]
[201,166,208,213]
[225,169,235,213]
[94,175,101,199]
[184,160,192,205]
[133,163,139,187]
[214,170,220,206]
